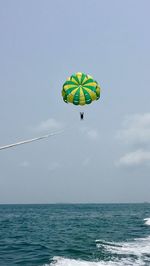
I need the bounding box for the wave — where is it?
[144,218,150,226]
[96,236,150,257]
[95,239,122,247]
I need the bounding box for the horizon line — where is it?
[0,202,149,205]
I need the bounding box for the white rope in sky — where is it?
[0,130,63,151]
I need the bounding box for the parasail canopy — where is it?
[62,72,100,106]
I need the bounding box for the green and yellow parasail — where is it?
[62,72,100,106]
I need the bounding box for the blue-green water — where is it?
[0,204,150,266]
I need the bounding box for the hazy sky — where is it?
[0,0,150,203]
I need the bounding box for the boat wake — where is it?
[44,219,150,266]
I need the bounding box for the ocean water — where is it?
[0,204,150,266]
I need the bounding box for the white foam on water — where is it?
[96,235,150,266]
[96,236,150,257]
[144,218,150,226]
[43,256,146,266]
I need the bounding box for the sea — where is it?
[0,204,150,266]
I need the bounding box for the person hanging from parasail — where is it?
[80,112,84,120]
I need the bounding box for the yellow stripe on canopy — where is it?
[76,72,82,83]
[63,84,78,91]
[83,82,97,87]
[79,88,86,105]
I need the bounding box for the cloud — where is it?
[116,113,150,168]
[32,118,63,133]
[87,129,99,140]
[20,161,30,167]
[116,113,150,145]
[116,149,150,167]
[80,126,99,140]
